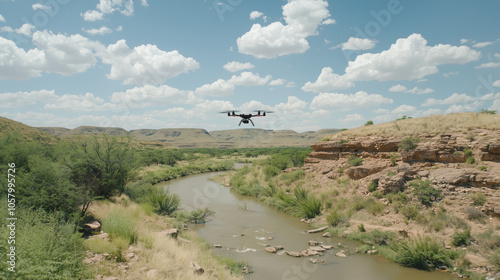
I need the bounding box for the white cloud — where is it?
[443,71,458,78]
[302,67,354,91]
[223,61,254,72]
[250,11,264,20]
[269,79,285,86]
[321,18,336,25]
[195,79,235,97]
[303,34,481,92]
[82,0,138,21]
[310,91,393,111]
[0,89,57,108]
[460,39,468,44]
[275,96,307,111]
[82,10,104,21]
[32,30,99,76]
[388,84,407,92]
[141,0,148,6]
[237,0,333,58]
[392,104,417,115]
[475,62,500,69]
[82,26,113,35]
[389,84,436,95]
[339,114,363,124]
[112,84,201,107]
[44,92,116,111]
[228,71,271,86]
[472,41,493,48]
[421,108,443,116]
[32,3,51,12]
[0,26,13,33]
[15,23,36,36]
[99,39,199,85]
[422,93,474,107]
[340,37,377,50]
[493,80,500,87]
[0,14,5,22]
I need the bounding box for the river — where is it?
[161,172,455,280]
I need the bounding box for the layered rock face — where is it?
[304,130,500,216]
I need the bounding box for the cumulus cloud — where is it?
[388,84,434,94]
[340,37,377,50]
[422,93,474,107]
[15,23,36,36]
[303,34,481,92]
[472,41,493,48]
[475,62,500,69]
[0,89,56,108]
[82,26,113,35]
[269,79,285,86]
[99,39,199,85]
[0,14,5,22]
[32,3,51,12]
[310,91,393,111]
[82,0,139,21]
[195,79,235,97]
[250,11,264,20]
[223,61,254,72]
[112,84,201,107]
[44,92,116,111]
[237,0,333,58]
[302,67,354,91]
[494,80,500,87]
[228,71,271,86]
[0,36,45,79]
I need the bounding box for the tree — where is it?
[64,135,135,216]
[365,120,374,126]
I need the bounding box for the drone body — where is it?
[221,111,272,126]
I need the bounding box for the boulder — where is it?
[308,240,320,246]
[189,261,204,275]
[265,247,277,253]
[83,221,101,235]
[286,251,302,257]
[322,232,332,238]
[307,226,328,234]
[162,228,179,239]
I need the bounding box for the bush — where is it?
[410,179,441,207]
[394,235,451,271]
[264,165,281,179]
[470,192,487,206]
[184,208,215,224]
[399,137,420,151]
[463,207,487,223]
[358,224,366,232]
[300,196,323,219]
[0,207,90,279]
[146,187,180,216]
[348,156,363,166]
[367,181,378,192]
[451,230,471,247]
[326,209,350,227]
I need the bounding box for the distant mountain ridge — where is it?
[36,125,340,148]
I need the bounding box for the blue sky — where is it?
[0,0,499,132]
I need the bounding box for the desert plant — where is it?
[348,155,363,166]
[365,120,374,126]
[470,192,487,206]
[147,187,180,216]
[358,223,366,232]
[300,196,323,219]
[367,181,378,192]
[186,208,215,224]
[410,179,441,207]
[327,209,350,227]
[399,137,420,151]
[463,207,487,223]
[394,235,451,271]
[451,230,471,247]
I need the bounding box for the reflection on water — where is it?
[161,172,455,280]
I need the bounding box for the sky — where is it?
[0,0,499,132]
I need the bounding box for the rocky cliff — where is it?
[305,129,500,217]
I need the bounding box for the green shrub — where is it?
[326,209,350,227]
[490,248,500,271]
[394,235,451,271]
[102,209,138,244]
[451,230,471,247]
[300,196,323,219]
[264,165,281,178]
[463,207,487,223]
[0,207,90,279]
[185,208,215,224]
[466,156,476,164]
[470,192,487,206]
[367,181,378,192]
[410,179,441,207]
[365,120,374,126]
[399,137,420,151]
[146,187,180,216]
[348,156,363,166]
[358,223,366,232]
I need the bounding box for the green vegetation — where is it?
[399,137,420,151]
[394,235,451,271]
[365,120,374,126]
[452,230,471,247]
[146,187,181,216]
[410,179,441,207]
[470,192,487,206]
[347,155,363,166]
[480,109,496,114]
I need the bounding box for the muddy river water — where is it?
[161,172,455,280]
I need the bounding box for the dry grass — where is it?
[332,113,500,139]
[86,197,243,280]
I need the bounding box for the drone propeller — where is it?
[219,110,239,116]
[253,110,274,116]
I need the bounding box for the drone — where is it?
[220,110,273,126]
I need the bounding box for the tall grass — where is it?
[102,208,138,245]
[147,187,181,216]
[394,235,451,271]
